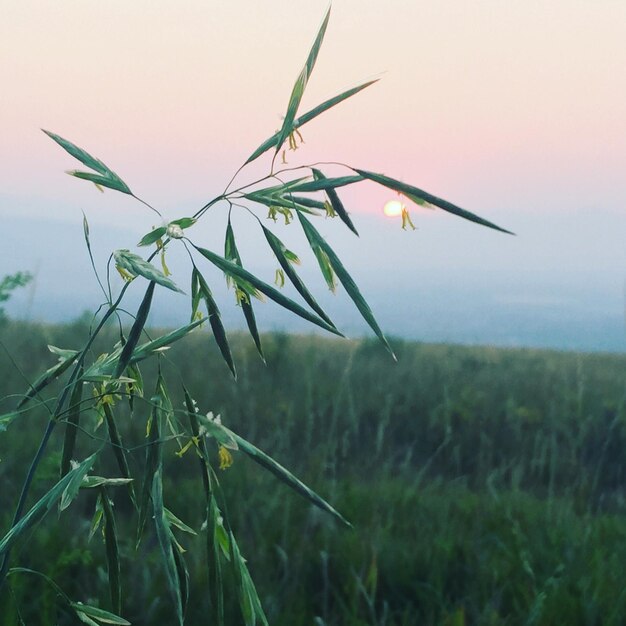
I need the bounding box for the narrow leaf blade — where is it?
[246,79,379,164]
[229,428,351,528]
[193,245,342,337]
[298,213,395,358]
[353,168,513,234]
[114,250,184,293]
[274,6,331,153]
[312,168,358,235]
[262,226,335,327]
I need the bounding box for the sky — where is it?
[2,1,626,352]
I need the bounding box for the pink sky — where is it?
[2,0,625,229]
[2,1,626,350]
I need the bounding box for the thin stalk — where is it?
[0,284,128,587]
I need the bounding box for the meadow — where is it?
[2,318,626,625]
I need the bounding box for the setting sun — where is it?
[383,199,404,217]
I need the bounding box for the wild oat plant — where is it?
[0,7,509,625]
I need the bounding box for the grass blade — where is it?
[114,282,155,379]
[312,168,358,235]
[289,175,363,193]
[183,386,211,496]
[298,212,395,358]
[225,224,264,362]
[233,428,350,526]
[67,171,131,195]
[262,226,335,327]
[246,79,378,164]
[42,130,111,175]
[60,371,84,477]
[102,404,135,504]
[71,602,130,625]
[100,486,121,615]
[114,250,184,293]
[0,453,98,558]
[193,245,342,337]
[138,227,167,247]
[274,6,331,154]
[230,532,269,626]
[353,168,514,234]
[130,319,205,364]
[43,130,132,195]
[152,467,184,626]
[245,78,379,165]
[137,373,165,543]
[194,269,237,379]
[18,348,79,409]
[198,416,350,527]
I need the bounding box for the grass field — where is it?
[2,319,626,625]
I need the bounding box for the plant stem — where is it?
[0,285,128,588]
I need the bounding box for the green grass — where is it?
[2,319,626,625]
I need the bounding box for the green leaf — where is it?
[209,496,231,560]
[243,191,321,216]
[89,495,104,542]
[0,411,20,432]
[129,319,205,364]
[101,404,134,504]
[193,245,342,337]
[230,532,269,626]
[18,349,79,409]
[60,453,100,511]
[169,217,196,229]
[246,79,378,164]
[60,372,84,477]
[274,6,331,154]
[82,476,134,489]
[75,611,100,626]
[298,212,395,359]
[225,224,265,362]
[190,269,201,322]
[114,249,184,293]
[115,282,155,379]
[262,226,335,327]
[100,487,121,614]
[67,170,131,195]
[286,195,326,210]
[152,468,184,626]
[165,508,197,536]
[42,130,111,175]
[353,168,514,234]
[194,269,237,379]
[43,130,132,195]
[137,227,166,247]
[289,175,363,193]
[0,454,98,558]
[137,373,165,543]
[200,418,350,527]
[233,429,350,527]
[312,168,358,235]
[71,602,131,625]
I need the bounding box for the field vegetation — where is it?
[2,319,626,625]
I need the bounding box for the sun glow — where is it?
[383,200,404,217]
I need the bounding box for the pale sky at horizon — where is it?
[2,1,626,350]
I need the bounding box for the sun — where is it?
[383,199,404,217]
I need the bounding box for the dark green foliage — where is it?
[3,321,626,625]
[0,272,32,324]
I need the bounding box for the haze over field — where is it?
[2,1,625,351]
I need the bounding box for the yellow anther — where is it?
[218,445,233,470]
[275,268,285,288]
[401,207,416,231]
